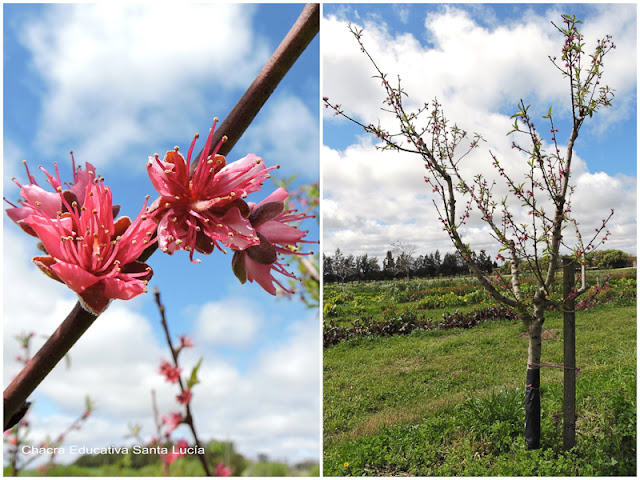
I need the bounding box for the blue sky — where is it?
[3,3,319,467]
[323,3,636,261]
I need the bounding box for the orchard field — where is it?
[323,268,636,476]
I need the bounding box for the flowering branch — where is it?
[153,287,211,476]
[3,3,319,430]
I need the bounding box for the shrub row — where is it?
[323,305,516,348]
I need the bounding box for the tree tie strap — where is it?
[527,361,581,375]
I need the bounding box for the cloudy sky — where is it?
[3,3,319,468]
[323,3,637,262]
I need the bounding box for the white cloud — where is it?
[322,7,637,260]
[15,4,268,170]
[2,223,319,466]
[215,316,320,461]
[166,314,320,462]
[324,6,636,123]
[393,5,410,25]
[194,299,263,348]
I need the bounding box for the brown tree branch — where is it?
[190,3,320,170]
[4,303,97,430]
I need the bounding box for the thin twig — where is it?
[151,389,170,477]
[154,287,211,476]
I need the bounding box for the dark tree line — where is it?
[323,248,496,283]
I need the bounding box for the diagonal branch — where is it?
[4,303,97,430]
[191,3,320,169]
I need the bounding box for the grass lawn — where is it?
[323,302,636,476]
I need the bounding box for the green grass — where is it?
[324,268,636,329]
[323,303,636,476]
[6,459,320,477]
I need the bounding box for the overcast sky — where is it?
[323,3,637,262]
[3,3,319,467]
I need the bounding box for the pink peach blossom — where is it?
[179,335,194,349]
[176,388,192,405]
[159,360,182,384]
[214,462,232,476]
[23,177,156,314]
[161,412,184,435]
[146,118,277,262]
[232,187,314,295]
[5,154,100,237]
[163,439,189,464]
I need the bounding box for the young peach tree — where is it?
[325,14,615,449]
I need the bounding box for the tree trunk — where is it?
[525,314,543,449]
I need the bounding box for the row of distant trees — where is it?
[323,243,496,283]
[323,246,635,284]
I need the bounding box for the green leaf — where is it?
[187,357,203,390]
